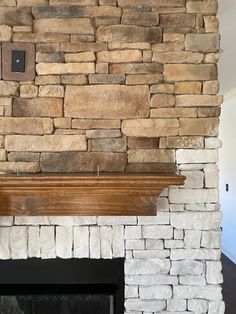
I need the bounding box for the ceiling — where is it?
[218,0,236,94]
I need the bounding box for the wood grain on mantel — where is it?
[0,173,185,216]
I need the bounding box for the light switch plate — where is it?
[2,43,35,81]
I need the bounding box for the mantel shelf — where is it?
[0,173,185,216]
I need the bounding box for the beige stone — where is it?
[6,135,87,152]
[54,118,71,129]
[41,152,127,172]
[35,75,61,85]
[89,74,125,84]
[128,138,159,149]
[0,150,6,161]
[126,74,162,85]
[198,107,221,118]
[122,12,159,26]
[111,63,163,74]
[0,0,16,5]
[163,33,184,42]
[13,33,69,43]
[65,51,95,62]
[34,18,94,35]
[186,1,218,14]
[96,63,108,74]
[61,75,87,85]
[50,0,96,5]
[90,137,126,152]
[13,98,63,117]
[166,136,204,149]
[164,64,217,81]
[151,108,197,118]
[127,163,177,173]
[7,152,39,163]
[17,0,48,5]
[97,25,162,43]
[152,42,184,53]
[185,34,220,53]
[72,119,120,129]
[36,52,64,63]
[20,85,38,98]
[151,84,174,94]
[151,95,175,108]
[0,8,32,26]
[128,149,175,163]
[179,118,219,136]
[122,119,179,137]
[108,42,150,50]
[153,51,203,64]
[13,26,32,33]
[71,35,94,43]
[60,42,107,52]
[0,117,53,135]
[39,85,64,98]
[0,25,12,42]
[204,16,219,33]
[0,162,40,173]
[159,13,195,28]
[0,81,18,96]
[118,0,185,8]
[97,50,142,63]
[65,85,150,119]
[205,53,220,64]
[203,81,219,95]
[86,129,121,139]
[175,82,201,95]
[36,63,95,75]
[176,95,222,107]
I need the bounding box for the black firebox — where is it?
[0,258,124,314]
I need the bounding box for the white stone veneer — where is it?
[0,149,225,313]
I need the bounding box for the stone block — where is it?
[0,228,11,259]
[184,230,201,249]
[97,25,162,43]
[0,25,12,42]
[41,152,127,172]
[65,51,95,62]
[39,85,64,98]
[0,8,32,26]
[138,214,169,225]
[171,248,221,261]
[0,161,40,173]
[10,226,28,259]
[20,85,38,98]
[0,217,13,226]
[151,94,175,108]
[34,18,93,35]
[203,80,219,95]
[133,249,170,259]
[176,149,218,163]
[185,33,220,52]
[179,275,206,286]
[39,226,56,259]
[89,74,125,84]
[151,108,197,118]
[0,117,53,135]
[164,64,217,81]
[204,164,219,188]
[36,52,64,63]
[169,188,218,204]
[72,119,120,129]
[60,42,107,53]
[74,226,89,258]
[35,75,61,85]
[181,170,204,188]
[206,261,223,284]
[0,81,18,96]
[98,216,137,225]
[56,226,73,259]
[153,51,203,64]
[90,137,126,152]
[170,260,204,275]
[112,226,124,258]
[89,226,100,259]
[13,98,63,117]
[111,62,163,74]
[125,285,138,298]
[166,136,204,149]
[159,13,195,28]
[8,152,40,162]
[187,1,218,14]
[179,118,219,136]
[97,50,142,63]
[176,95,222,107]
[128,149,175,163]
[100,226,112,259]
[143,225,173,239]
[126,240,145,250]
[188,299,208,313]
[175,82,201,95]
[54,118,71,129]
[65,85,150,119]
[208,301,225,314]
[165,239,183,249]
[61,75,87,85]
[124,226,141,240]
[167,299,187,312]
[125,299,165,312]
[173,285,222,300]
[108,42,150,50]
[36,63,95,75]
[28,227,40,258]
[140,285,172,300]
[14,32,69,43]
[122,119,179,137]
[202,230,221,249]
[122,12,159,26]
[126,74,162,85]
[125,259,170,275]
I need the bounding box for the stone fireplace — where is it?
[0,0,224,313]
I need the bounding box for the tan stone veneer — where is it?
[0,0,225,313]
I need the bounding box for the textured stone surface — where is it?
[164,64,217,81]
[0,8,32,26]
[65,85,149,119]
[185,34,220,52]
[5,135,87,152]
[36,63,95,75]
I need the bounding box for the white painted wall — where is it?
[219,93,236,263]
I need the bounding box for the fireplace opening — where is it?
[0,258,124,314]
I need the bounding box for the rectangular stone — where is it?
[100,226,112,259]
[140,285,172,299]
[176,95,222,107]
[10,226,28,259]
[40,226,56,259]
[0,228,11,259]
[56,226,73,259]
[126,74,162,85]
[41,152,126,172]
[28,227,40,258]
[5,135,87,152]
[128,149,175,163]
[36,63,95,75]
[159,14,195,28]
[151,108,197,118]
[65,85,149,119]
[175,82,202,95]
[122,12,159,26]
[50,0,97,5]
[0,81,18,96]
[60,42,107,52]
[164,64,217,81]
[128,138,159,149]
[13,33,69,43]
[166,137,204,149]
[187,1,218,14]
[90,137,126,152]
[13,98,63,117]
[179,118,219,136]
[98,216,136,225]
[39,85,64,98]
[89,226,100,259]
[97,25,162,43]
[89,74,125,84]
[111,63,162,74]
[153,51,203,64]
[0,8,32,26]
[0,117,53,135]
[34,18,93,34]
[65,51,95,62]
[169,188,218,204]
[86,129,121,138]
[97,50,142,63]
[125,259,170,275]
[72,119,120,129]
[173,285,222,300]
[185,34,220,52]
[0,162,40,173]
[143,225,173,239]
[122,119,179,137]
[74,226,89,258]
[112,226,125,258]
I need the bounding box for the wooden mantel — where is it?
[0,173,185,216]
